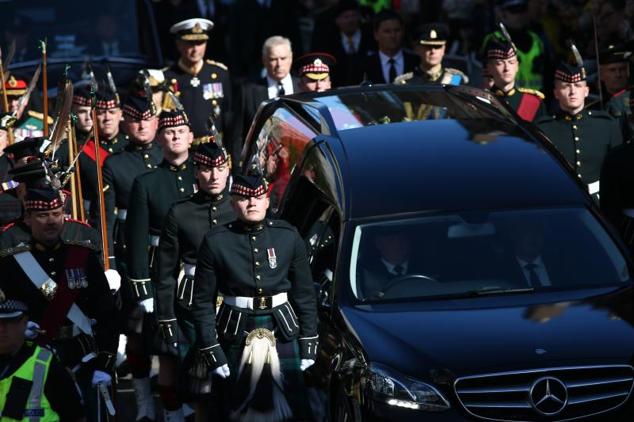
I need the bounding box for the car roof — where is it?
[327,118,588,219]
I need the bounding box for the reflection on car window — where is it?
[350,207,630,302]
[250,107,318,210]
[314,89,493,131]
[1,0,144,62]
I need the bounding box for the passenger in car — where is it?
[504,222,557,288]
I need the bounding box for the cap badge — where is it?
[314,58,323,66]
[8,76,17,87]
[193,23,203,33]
[430,29,437,39]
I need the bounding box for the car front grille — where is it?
[454,365,634,421]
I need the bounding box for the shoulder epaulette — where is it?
[518,87,545,100]
[0,242,31,258]
[445,67,466,77]
[534,115,556,125]
[27,110,54,124]
[64,239,98,251]
[206,59,228,71]
[161,65,171,72]
[267,219,296,231]
[586,109,614,120]
[393,72,413,85]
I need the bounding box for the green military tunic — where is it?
[155,190,234,330]
[164,60,233,142]
[126,159,196,302]
[102,141,163,269]
[394,66,468,86]
[606,88,633,143]
[536,109,623,196]
[58,132,130,225]
[490,85,546,122]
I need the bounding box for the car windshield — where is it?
[350,207,631,302]
[1,0,147,63]
[308,87,501,131]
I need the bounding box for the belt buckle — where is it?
[256,296,272,310]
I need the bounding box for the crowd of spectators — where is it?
[151,1,634,97]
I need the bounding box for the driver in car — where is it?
[360,227,413,299]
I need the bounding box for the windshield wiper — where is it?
[469,287,535,297]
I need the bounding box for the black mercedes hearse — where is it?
[240,85,634,421]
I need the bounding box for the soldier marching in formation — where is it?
[3,7,634,421]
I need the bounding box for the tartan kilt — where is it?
[221,314,311,420]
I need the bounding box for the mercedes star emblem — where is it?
[529,376,568,416]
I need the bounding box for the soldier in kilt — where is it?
[191,173,318,421]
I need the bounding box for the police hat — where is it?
[158,109,190,132]
[4,137,47,163]
[295,52,336,81]
[72,84,93,108]
[24,186,65,212]
[0,112,17,131]
[194,142,229,168]
[170,18,214,42]
[0,289,28,319]
[230,174,269,198]
[599,44,632,65]
[4,75,28,97]
[415,23,449,46]
[122,94,155,120]
[483,36,516,61]
[555,61,586,83]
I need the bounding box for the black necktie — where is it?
[524,262,541,287]
[277,82,285,97]
[388,58,397,83]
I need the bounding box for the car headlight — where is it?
[367,363,451,411]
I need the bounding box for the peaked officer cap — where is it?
[416,23,449,46]
[170,18,214,41]
[0,289,28,319]
[295,52,336,81]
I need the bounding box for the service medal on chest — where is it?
[191,76,201,87]
[267,247,277,269]
[66,268,88,289]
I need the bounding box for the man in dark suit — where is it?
[234,36,299,160]
[363,10,418,84]
[505,223,558,288]
[311,0,375,87]
[360,228,414,299]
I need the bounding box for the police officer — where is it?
[164,18,233,147]
[0,293,85,421]
[483,35,545,122]
[536,60,622,200]
[102,94,162,271]
[126,108,196,422]
[394,23,468,86]
[295,52,336,93]
[191,173,318,420]
[155,142,234,418]
[0,186,118,421]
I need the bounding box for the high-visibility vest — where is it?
[0,345,58,421]
[359,0,390,13]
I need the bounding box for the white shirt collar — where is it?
[379,50,404,66]
[381,258,409,275]
[341,30,361,53]
[266,73,293,99]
